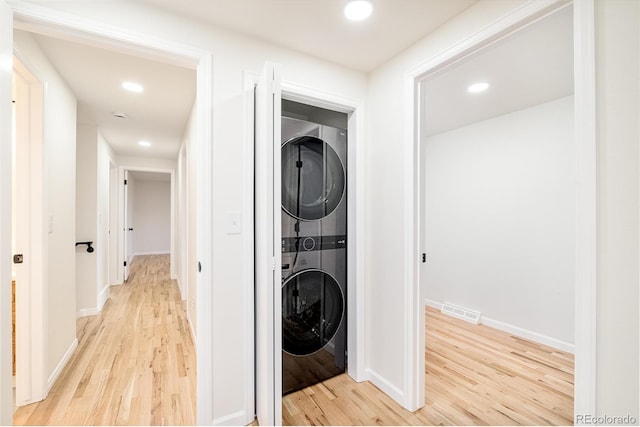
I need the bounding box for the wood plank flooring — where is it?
[282,306,574,426]
[13,254,196,426]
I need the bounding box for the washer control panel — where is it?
[281,235,347,253]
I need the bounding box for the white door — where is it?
[12,62,32,406]
[255,62,283,426]
[0,2,14,422]
[123,170,130,281]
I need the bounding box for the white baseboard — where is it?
[97,285,110,311]
[187,310,197,348]
[424,298,443,310]
[77,307,99,317]
[133,251,170,257]
[424,298,575,353]
[48,338,78,392]
[365,368,404,405]
[482,317,575,354]
[212,410,250,426]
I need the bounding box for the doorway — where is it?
[405,0,597,418]
[252,66,366,426]
[12,54,46,408]
[3,7,215,425]
[120,169,175,284]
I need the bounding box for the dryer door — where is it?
[282,269,344,356]
[281,135,345,221]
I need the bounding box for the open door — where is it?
[123,170,130,281]
[0,2,13,423]
[255,62,282,426]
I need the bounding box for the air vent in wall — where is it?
[441,302,482,325]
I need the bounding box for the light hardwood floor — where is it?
[13,254,196,426]
[282,306,574,426]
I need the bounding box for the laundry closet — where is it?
[279,100,349,395]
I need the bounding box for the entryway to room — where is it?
[9,21,204,425]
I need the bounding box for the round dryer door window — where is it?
[281,136,345,221]
[282,269,344,356]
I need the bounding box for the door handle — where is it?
[13,254,23,264]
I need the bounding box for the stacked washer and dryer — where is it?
[280,103,348,396]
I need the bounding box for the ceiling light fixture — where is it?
[138,140,152,147]
[122,81,144,93]
[467,82,490,93]
[344,0,373,21]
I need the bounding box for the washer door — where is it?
[282,269,344,356]
[281,136,345,221]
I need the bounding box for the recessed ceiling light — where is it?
[344,0,373,21]
[122,81,144,93]
[138,140,152,147]
[468,82,490,93]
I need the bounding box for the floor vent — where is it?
[441,302,482,325]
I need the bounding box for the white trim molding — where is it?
[572,0,597,417]
[404,0,595,416]
[280,81,367,384]
[365,368,404,404]
[47,338,78,393]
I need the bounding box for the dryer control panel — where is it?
[281,235,347,253]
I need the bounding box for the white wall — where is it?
[76,125,116,314]
[97,130,115,303]
[13,29,78,385]
[176,103,197,335]
[75,124,98,314]
[594,0,639,418]
[366,0,529,400]
[424,96,575,348]
[176,142,188,300]
[131,179,171,255]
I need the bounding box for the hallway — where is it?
[13,255,196,425]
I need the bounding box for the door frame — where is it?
[6,3,216,424]
[12,53,47,407]
[117,166,176,283]
[403,0,596,417]
[250,66,366,425]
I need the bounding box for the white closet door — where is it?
[255,62,283,426]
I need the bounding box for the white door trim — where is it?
[12,53,47,407]
[254,62,282,426]
[8,2,216,424]
[0,1,12,420]
[280,81,367,383]
[403,0,596,417]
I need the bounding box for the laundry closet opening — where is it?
[280,99,349,397]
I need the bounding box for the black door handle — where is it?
[128,228,133,231]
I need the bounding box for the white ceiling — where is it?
[422,5,574,137]
[22,1,572,161]
[137,0,478,72]
[29,32,196,159]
